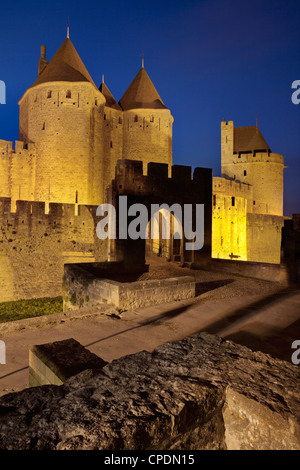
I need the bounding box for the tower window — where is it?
[95,99,98,106]
[213,195,216,206]
[150,116,154,123]
[104,114,106,121]
[118,117,122,124]
[42,122,45,130]
[244,170,247,176]
[75,191,78,204]
[134,115,138,122]
[66,90,71,98]
[110,141,113,148]
[232,197,235,207]
[253,201,256,205]
[47,91,52,99]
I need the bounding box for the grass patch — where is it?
[0,297,63,324]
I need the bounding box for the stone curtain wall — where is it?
[0,140,36,205]
[247,213,284,264]
[212,177,284,264]
[0,198,107,302]
[0,333,299,450]
[63,263,195,311]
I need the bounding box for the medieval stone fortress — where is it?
[0,34,299,452]
[0,35,287,302]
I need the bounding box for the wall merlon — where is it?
[147,162,169,180]
[171,165,192,183]
[193,167,213,184]
[116,159,144,178]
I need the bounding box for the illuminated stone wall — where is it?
[18,82,106,205]
[102,106,123,197]
[0,140,36,206]
[212,177,284,264]
[1,86,174,208]
[246,213,284,264]
[0,198,107,302]
[221,121,284,217]
[212,121,285,264]
[212,178,251,261]
[122,109,173,175]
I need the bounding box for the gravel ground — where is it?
[141,253,284,302]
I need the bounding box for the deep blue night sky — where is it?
[0,0,299,215]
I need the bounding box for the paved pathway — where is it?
[0,286,299,396]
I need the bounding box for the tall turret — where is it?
[119,66,173,175]
[18,37,106,205]
[221,120,284,216]
[99,77,123,197]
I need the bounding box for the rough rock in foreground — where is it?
[0,332,299,450]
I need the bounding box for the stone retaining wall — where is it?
[64,263,195,311]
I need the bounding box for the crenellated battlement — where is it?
[0,140,36,155]
[115,159,210,185]
[0,197,108,302]
[0,197,99,223]
[213,176,253,200]
[228,151,284,165]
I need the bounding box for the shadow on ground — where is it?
[85,303,192,348]
[200,288,299,361]
[225,318,300,362]
[195,279,234,296]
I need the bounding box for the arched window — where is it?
[134,115,138,122]
[66,90,71,98]
[118,117,122,124]
[47,91,52,99]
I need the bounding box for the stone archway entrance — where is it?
[106,159,212,270]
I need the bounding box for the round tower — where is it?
[18,38,106,205]
[119,66,173,175]
[221,120,284,216]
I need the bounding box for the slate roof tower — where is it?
[119,66,173,175]
[19,37,106,205]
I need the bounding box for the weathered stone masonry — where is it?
[0,333,299,450]
[0,198,107,302]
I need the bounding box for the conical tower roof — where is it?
[30,38,97,89]
[99,81,122,111]
[234,126,270,153]
[119,67,167,111]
